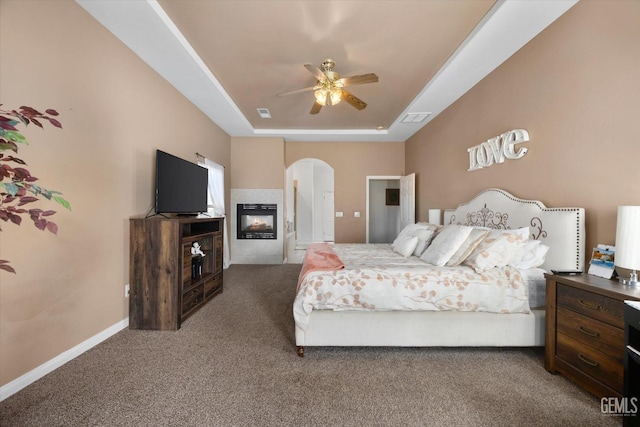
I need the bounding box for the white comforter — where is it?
[293,244,531,331]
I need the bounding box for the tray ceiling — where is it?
[77,0,578,142]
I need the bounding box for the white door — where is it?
[322,191,335,242]
[400,173,415,230]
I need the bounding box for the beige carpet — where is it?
[0,264,621,426]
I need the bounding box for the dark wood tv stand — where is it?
[129,216,224,330]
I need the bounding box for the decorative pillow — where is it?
[393,223,426,244]
[445,228,490,267]
[392,223,438,257]
[512,227,531,240]
[412,227,438,257]
[417,221,440,228]
[420,225,474,266]
[392,235,420,258]
[462,228,528,272]
[510,239,550,269]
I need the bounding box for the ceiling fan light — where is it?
[314,88,342,106]
[314,89,328,106]
[329,88,342,105]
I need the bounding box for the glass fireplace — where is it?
[237,203,277,239]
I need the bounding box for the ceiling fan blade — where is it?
[304,64,327,81]
[276,86,317,97]
[310,101,322,115]
[341,90,367,110]
[338,73,379,87]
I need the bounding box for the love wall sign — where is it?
[467,129,530,171]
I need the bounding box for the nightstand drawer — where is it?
[557,307,624,360]
[557,332,623,392]
[557,284,624,328]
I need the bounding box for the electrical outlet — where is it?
[125,284,130,298]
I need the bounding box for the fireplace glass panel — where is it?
[241,215,274,233]
[237,204,277,239]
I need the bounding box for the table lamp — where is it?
[615,206,640,286]
[428,209,442,226]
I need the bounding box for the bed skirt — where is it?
[295,308,545,349]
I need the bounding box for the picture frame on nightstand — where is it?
[588,244,616,279]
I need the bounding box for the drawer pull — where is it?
[578,326,599,338]
[577,353,599,367]
[578,299,600,310]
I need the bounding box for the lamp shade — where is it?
[614,206,640,270]
[428,209,442,226]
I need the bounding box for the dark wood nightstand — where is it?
[545,273,640,398]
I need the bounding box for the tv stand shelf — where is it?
[129,216,224,330]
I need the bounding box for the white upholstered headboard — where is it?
[443,188,585,272]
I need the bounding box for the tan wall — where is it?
[286,141,405,242]
[230,137,285,189]
[406,0,640,260]
[0,0,231,387]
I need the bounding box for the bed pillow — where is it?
[510,227,531,240]
[462,228,528,272]
[509,239,550,269]
[445,228,490,267]
[391,235,420,257]
[393,223,438,257]
[393,223,425,243]
[412,226,438,257]
[420,225,474,266]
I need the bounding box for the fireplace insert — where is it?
[237,203,277,239]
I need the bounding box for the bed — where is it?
[294,188,585,357]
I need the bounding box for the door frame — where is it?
[366,175,401,243]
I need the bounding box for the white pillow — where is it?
[462,228,528,272]
[446,228,490,267]
[392,235,420,258]
[412,227,438,257]
[392,223,438,257]
[393,223,423,244]
[506,227,531,240]
[420,225,474,266]
[510,240,550,269]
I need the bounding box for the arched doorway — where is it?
[285,159,335,256]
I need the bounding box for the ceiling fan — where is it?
[277,59,379,115]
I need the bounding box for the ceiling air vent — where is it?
[401,112,431,123]
[257,108,271,119]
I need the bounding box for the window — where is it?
[199,157,230,268]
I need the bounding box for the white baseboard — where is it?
[0,318,129,402]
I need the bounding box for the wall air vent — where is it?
[257,108,272,119]
[401,112,431,123]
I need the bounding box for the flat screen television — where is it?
[155,150,208,215]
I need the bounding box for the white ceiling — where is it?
[76,0,578,142]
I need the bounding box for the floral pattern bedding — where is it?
[293,243,531,331]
